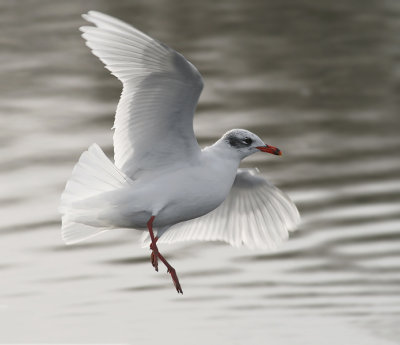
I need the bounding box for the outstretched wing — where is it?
[147,169,300,250]
[81,11,203,178]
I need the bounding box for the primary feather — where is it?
[80,11,203,179]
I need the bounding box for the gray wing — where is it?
[143,169,300,250]
[81,11,203,178]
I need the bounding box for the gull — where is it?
[59,11,300,294]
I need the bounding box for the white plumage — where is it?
[143,169,299,250]
[80,11,203,178]
[59,11,300,292]
[59,143,133,244]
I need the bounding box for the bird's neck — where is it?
[203,138,242,168]
[201,141,241,195]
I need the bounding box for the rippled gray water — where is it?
[1,0,400,344]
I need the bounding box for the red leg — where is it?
[157,251,183,294]
[150,236,159,271]
[146,216,183,294]
[147,216,159,272]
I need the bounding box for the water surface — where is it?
[1,0,400,344]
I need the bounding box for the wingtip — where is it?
[81,12,100,24]
[286,205,301,233]
[85,10,102,18]
[86,10,115,22]
[87,10,101,16]
[79,25,90,33]
[81,14,96,29]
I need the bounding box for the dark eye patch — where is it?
[226,132,253,149]
[243,138,252,145]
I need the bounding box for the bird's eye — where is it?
[243,138,252,145]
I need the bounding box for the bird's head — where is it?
[221,129,282,160]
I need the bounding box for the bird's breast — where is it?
[152,159,238,226]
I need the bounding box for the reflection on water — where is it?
[1,0,399,344]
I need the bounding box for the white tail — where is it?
[59,144,133,244]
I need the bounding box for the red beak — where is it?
[256,145,282,156]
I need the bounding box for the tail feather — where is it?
[59,144,133,244]
[61,222,108,245]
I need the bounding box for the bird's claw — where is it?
[148,232,182,294]
[149,240,159,272]
[168,267,183,294]
[150,251,158,272]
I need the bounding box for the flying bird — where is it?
[59,11,300,294]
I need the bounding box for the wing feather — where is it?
[81,11,203,178]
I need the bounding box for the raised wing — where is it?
[81,11,203,178]
[146,169,300,250]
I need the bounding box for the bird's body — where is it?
[59,11,300,293]
[76,143,238,231]
[133,144,239,228]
